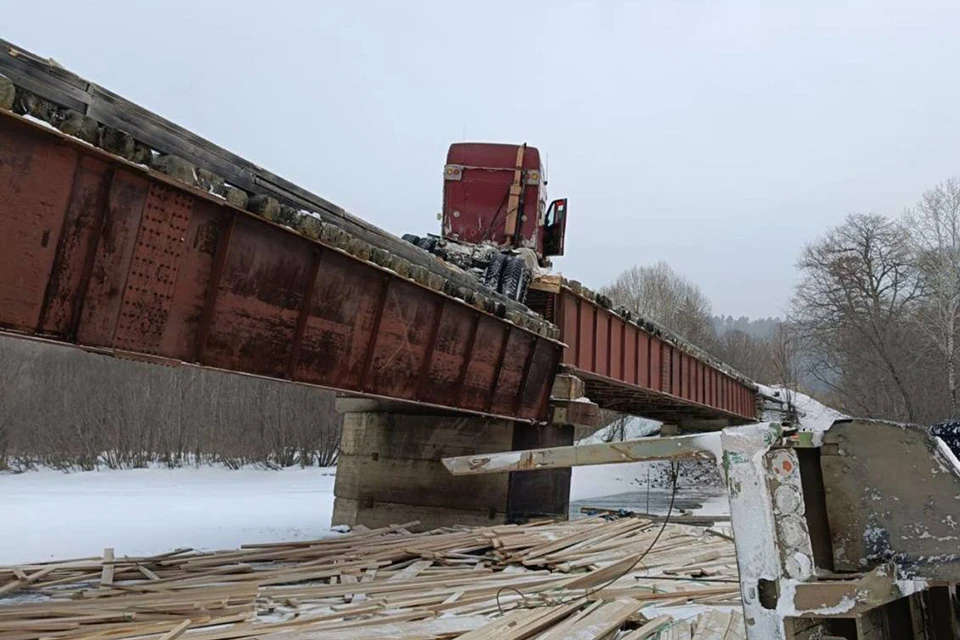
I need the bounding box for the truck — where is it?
[401,142,568,302]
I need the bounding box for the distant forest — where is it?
[712,316,780,340]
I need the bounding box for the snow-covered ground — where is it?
[0,460,728,565]
[0,386,843,566]
[0,466,336,564]
[570,414,677,502]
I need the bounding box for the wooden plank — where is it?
[0,41,91,111]
[157,619,193,640]
[385,560,433,582]
[0,565,57,595]
[619,614,673,639]
[0,516,740,640]
[100,548,115,586]
[260,616,491,640]
[564,553,642,590]
[457,602,582,640]
[537,599,642,640]
[442,433,719,475]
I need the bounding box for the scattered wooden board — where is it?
[0,516,743,640]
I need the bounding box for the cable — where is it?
[495,461,683,615]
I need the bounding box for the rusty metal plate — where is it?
[37,156,114,337]
[294,249,385,389]
[202,215,314,378]
[458,317,509,413]
[365,279,442,398]
[822,420,960,581]
[418,303,477,407]
[0,123,76,331]
[158,198,225,360]
[489,330,535,416]
[76,170,150,347]
[113,183,193,353]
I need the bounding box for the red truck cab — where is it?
[442,143,567,265]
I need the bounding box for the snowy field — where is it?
[0,461,725,565]
[1,386,840,565]
[0,466,337,564]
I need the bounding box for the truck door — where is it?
[543,198,568,256]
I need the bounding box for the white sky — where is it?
[5,0,960,317]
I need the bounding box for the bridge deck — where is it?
[0,112,560,422]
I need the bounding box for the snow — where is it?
[1,451,732,566]
[0,414,742,565]
[758,383,846,432]
[577,416,661,444]
[694,493,732,517]
[0,466,336,565]
[22,114,58,131]
[935,436,960,476]
[571,416,668,501]
[571,463,655,502]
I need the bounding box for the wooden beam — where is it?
[550,398,601,428]
[442,432,721,476]
[100,548,115,586]
[503,144,526,243]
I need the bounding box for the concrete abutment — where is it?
[332,409,573,529]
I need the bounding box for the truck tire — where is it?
[501,256,530,302]
[401,233,420,245]
[416,236,438,253]
[483,252,508,290]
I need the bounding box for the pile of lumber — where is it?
[0,516,743,639]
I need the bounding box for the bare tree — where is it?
[712,329,775,383]
[601,261,716,348]
[0,335,342,470]
[906,178,960,415]
[792,214,923,421]
[770,322,800,389]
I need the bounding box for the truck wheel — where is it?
[483,252,507,290]
[416,236,438,253]
[401,233,420,245]
[501,256,531,302]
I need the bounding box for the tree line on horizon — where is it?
[0,337,341,472]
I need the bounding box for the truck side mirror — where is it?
[543,198,568,257]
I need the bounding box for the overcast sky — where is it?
[5,1,960,318]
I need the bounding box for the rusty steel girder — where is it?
[528,286,758,424]
[0,111,562,422]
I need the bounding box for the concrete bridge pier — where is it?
[331,399,574,529]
